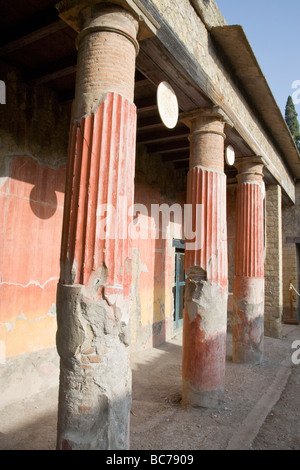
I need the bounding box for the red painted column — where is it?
[60,92,136,295]
[55,3,139,450]
[233,158,265,364]
[182,108,229,408]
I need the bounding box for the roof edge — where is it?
[211,24,300,179]
[190,0,227,30]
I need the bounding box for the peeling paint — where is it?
[0,277,59,290]
[1,303,56,332]
[185,277,227,336]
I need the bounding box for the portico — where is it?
[53,0,298,448]
[0,0,299,452]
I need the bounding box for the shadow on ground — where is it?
[0,325,300,450]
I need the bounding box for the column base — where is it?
[233,277,264,365]
[232,341,264,365]
[56,283,131,450]
[182,276,227,409]
[182,381,224,409]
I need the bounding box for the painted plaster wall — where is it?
[0,151,185,403]
[0,156,65,359]
[0,154,268,360]
[0,61,187,362]
[0,63,70,363]
[0,163,182,360]
[131,146,186,350]
[131,180,178,350]
[0,63,70,405]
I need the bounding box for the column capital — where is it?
[74,3,140,56]
[181,106,233,130]
[66,1,142,117]
[55,0,159,40]
[234,156,264,184]
[183,106,231,172]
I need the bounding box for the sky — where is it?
[216,0,300,117]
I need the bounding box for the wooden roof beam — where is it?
[29,64,77,86]
[0,20,67,56]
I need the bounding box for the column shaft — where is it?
[56,4,138,450]
[60,92,136,293]
[233,159,265,364]
[182,109,228,408]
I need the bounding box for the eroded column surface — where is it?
[182,109,229,408]
[233,158,265,364]
[56,3,139,450]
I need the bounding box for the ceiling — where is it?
[0,0,239,179]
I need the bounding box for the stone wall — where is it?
[282,182,300,322]
[0,61,70,166]
[264,184,283,338]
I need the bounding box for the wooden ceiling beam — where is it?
[137,127,189,145]
[0,20,67,56]
[162,151,189,163]
[137,115,164,131]
[174,160,189,170]
[136,96,158,114]
[135,78,152,89]
[145,138,189,154]
[29,64,77,86]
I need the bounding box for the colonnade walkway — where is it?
[0,324,299,450]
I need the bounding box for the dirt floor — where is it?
[0,324,299,451]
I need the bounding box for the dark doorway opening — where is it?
[173,239,185,330]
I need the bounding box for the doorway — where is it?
[173,239,185,330]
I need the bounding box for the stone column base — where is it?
[182,381,224,409]
[233,277,264,364]
[56,283,131,450]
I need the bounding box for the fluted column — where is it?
[233,158,265,364]
[181,108,230,408]
[55,3,139,450]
